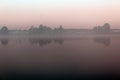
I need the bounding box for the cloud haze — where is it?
[0,0,120,29]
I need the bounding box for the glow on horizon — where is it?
[0,0,120,29]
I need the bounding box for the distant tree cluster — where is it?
[0,23,113,35]
[29,24,52,34]
[0,26,9,35]
[53,25,64,33]
[28,24,64,35]
[93,23,111,33]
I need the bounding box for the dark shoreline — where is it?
[0,34,120,39]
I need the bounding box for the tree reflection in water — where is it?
[93,37,111,46]
[0,37,111,47]
[0,38,8,46]
[54,39,64,45]
[29,38,64,47]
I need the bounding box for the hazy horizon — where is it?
[0,0,120,29]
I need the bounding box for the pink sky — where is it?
[0,0,120,29]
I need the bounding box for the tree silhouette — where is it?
[38,24,52,34]
[93,23,111,33]
[102,23,111,32]
[53,25,64,34]
[0,26,9,34]
[29,24,52,34]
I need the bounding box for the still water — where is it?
[0,37,120,79]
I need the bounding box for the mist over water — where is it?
[0,0,120,79]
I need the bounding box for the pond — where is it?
[0,36,119,79]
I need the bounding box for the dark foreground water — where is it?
[0,37,120,80]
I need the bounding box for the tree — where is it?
[53,25,64,33]
[102,23,111,32]
[93,26,102,33]
[0,26,9,34]
[38,24,52,34]
[58,25,64,31]
[93,23,111,33]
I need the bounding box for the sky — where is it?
[0,0,120,29]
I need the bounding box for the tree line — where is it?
[28,24,64,34]
[0,25,64,35]
[93,23,111,33]
[0,23,111,35]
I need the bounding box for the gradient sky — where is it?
[0,0,120,29]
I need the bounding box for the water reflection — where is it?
[54,39,64,45]
[93,37,111,46]
[0,37,119,80]
[0,38,8,46]
[0,37,111,47]
[29,38,64,47]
